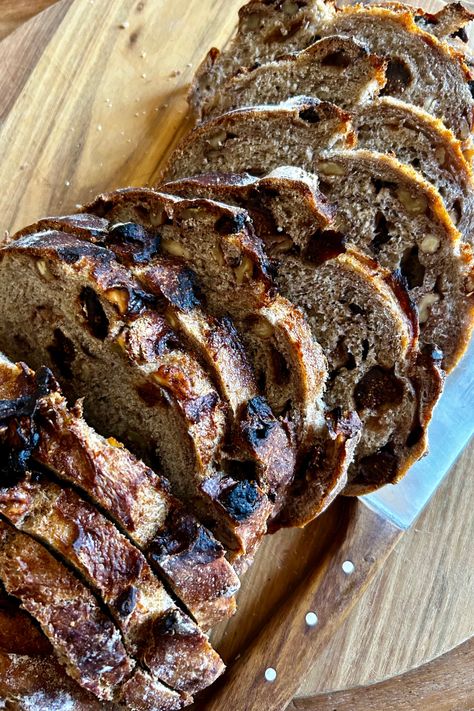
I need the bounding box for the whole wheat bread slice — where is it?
[0,354,239,629]
[202,35,387,121]
[0,473,222,695]
[162,96,354,184]
[162,170,443,495]
[189,0,334,117]
[0,235,272,561]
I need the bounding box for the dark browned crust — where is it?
[0,520,133,701]
[0,356,239,630]
[0,472,224,695]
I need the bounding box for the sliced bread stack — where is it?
[1,0,474,707]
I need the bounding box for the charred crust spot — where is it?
[47,328,76,380]
[400,246,425,290]
[106,222,161,265]
[321,50,351,69]
[354,367,404,412]
[370,211,392,253]
[128,288,157,315]
[152,610,182,636]
[214,213,247,235]
[241,396,277,449]
[166,268,202,312]
[298,106,321,123]
[304,229,346,265]
[80,287,109,340]
[115,586,138,617]
[380,58,412,96]
[184,392,219,424]
[355,443,399,486]
[219,480,262,522]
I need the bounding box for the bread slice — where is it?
[79,188,361,526]
[0,353,239,630]
[412,1,474,40]
[189,0,334,116]
[201,35,387,120]
[160,170,443,495]
[192,1,474,142]
[0,235,272,561]
[162,97,355,184]
[0,473,223,695]
[353,97,474,244]
[0,519,134,701]
[16,214,296,506]
[163,112,474,372]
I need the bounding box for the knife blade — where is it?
[199,341,474,711]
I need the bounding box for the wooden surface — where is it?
[293,635,474,710]
[0,0,58,40]
[0,0,473,705]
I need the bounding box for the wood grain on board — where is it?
[0,0,472,706]
[0,0,58,40]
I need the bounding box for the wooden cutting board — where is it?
[0,0,473,706]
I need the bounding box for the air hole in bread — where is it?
[354,366,404,412]
[380,57,413,95]
[348,303,364,316]
[46,328,76,380]
[298,106,322,124]
[135,382,167,407]
[372,178,397,195]
[453,27,469,42]
[361,339,370,361]
[321,50,351,69]
[270,345,290,386]
[451,198,462,225]
[304,230,346,265]
[406,422,424,447]
[214,213,247,235]
[370,211,392,253]
[266,17,305,43]
[400,246,425,289]
[328,336,356,376]
[223,459,259,483]
[79,287,109,340]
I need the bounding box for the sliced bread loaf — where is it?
[189,0,334,116]
[353,97,474,244]
[0,473,223,695]
[160,171,442,495]
[0,354,239,628]
[80,188,361,525]
[162,97,355,183]
[202,35,387,120]
[16,213,296,504]
[0,235,272,560]
[192,1,474,143]
[163,111,474,372]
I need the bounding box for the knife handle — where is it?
[198,500,403,711]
